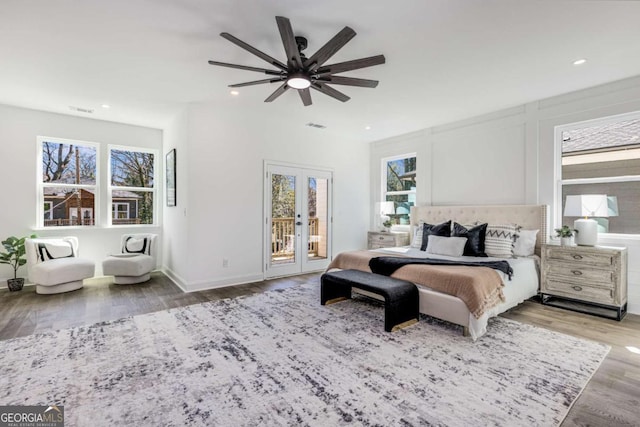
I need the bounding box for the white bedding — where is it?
[371,246,539,339]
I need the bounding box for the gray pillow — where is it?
[425,235,467,257]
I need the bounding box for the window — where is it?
[109,146,156,226]
[382,154,417,225]
[112,203,130,219]
[38,137,98,227]
[556,112,640,234]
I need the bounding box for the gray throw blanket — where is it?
[369,257,513,280]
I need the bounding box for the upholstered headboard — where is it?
[409,205,549,256]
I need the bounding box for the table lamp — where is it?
[564,194,609,246]
[376,201,395,231]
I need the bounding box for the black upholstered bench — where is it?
[321,269,419,332]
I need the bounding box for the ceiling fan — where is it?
[208,16,385,106]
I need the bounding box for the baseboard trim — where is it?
[159,267,264,293]
[183,273,265,293]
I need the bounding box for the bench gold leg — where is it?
[391,318,418,332]
[324,297,349,305]
[462,326,470,337]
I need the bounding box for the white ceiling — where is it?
[2,0,640,142]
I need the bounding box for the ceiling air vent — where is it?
[306,122,326,129]
[69,106,94,114]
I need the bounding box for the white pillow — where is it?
[485,224,517,258]
[410,222,425,248]
[425,235,467,257]
[514,229,539,257]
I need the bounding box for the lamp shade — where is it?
[379,201,396,216]
[564,195,609,218]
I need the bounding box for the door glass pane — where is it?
[271,173,296,265]
[308,177,328,260]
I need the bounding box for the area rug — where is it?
[1,284,609,426]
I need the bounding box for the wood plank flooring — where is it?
[1,272,638,426]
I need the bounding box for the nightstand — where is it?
[367,231,410,249]
[540,244,628,320]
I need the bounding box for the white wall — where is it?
[162,102,370,291]
[370,75,640,314]
[162,109,190,286]
[0,103,163,284]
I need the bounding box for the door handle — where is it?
[296,221,302,226]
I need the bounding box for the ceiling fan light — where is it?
[287,75,311,89]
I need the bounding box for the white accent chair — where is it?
[25,236,95,294]
[102,234,158,284]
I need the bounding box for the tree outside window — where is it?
[383,154,417,225]
[110,148,156,225]
[39,137,98,227]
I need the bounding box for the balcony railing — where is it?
[272,217,319,259]
[44,218,143,226]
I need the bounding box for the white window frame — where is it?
[108,144,158,227]
[36,136,100,229]
[381,153,417,205]
[554,110,640,238]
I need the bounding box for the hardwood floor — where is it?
[1,272,638,426]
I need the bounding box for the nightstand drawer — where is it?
[369,234,396,245]
[545,263,614,286]
[545,279,615,305]
[544,248,614,267]
[367,231,409,249]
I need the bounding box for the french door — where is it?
[264,163,332,278]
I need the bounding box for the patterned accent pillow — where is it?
[123,236,151,256]
[36,241,74,263]
[484,224,517,258]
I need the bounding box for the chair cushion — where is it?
[31,257,95,286]
[102,254,154,277]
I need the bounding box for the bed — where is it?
[328,204,548,340]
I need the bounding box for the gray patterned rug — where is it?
[1,284,609,426]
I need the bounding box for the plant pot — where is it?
[7,278,24,292]
[560,237,573,247]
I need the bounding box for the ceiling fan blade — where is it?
[229,77,285,88]
[220,32,287,71]
[298,88,312,106]
[311,82,350,103]
[314,76,378,88]
[275,16,303,70]
[303,26,356,71]
[316,54,386,76]
[265,83,290,102]
[208,61,283,76]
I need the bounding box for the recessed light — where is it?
[101,104,110,109]
[365,126,371,130]
[230,90,239,96]
[573,58,587,66]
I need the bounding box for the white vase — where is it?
[561,236,572,246]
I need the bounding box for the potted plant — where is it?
[1,234,36,291]
[554,226,576,246]
[382,220,393,232]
